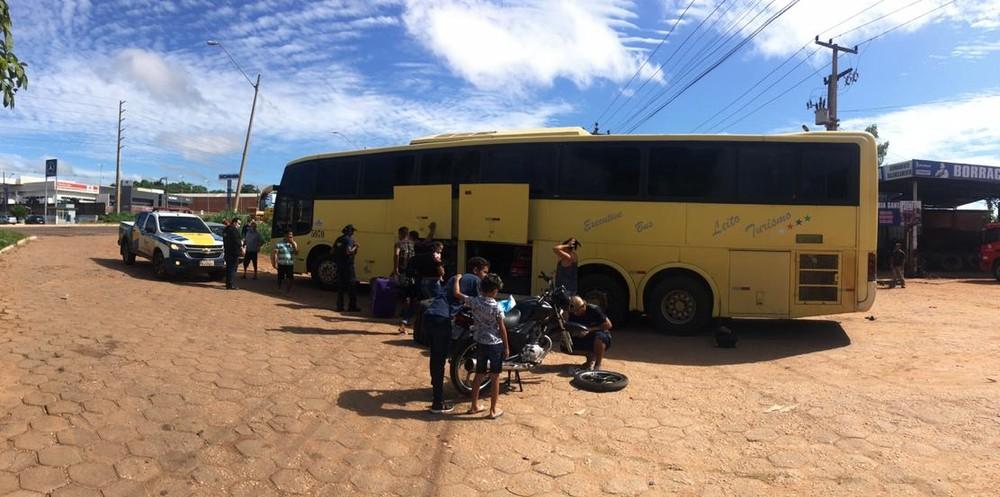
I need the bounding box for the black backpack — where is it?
[333,235,350,260]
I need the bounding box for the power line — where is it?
[593,0,699,126]
[714,0,959,132]
[832,0,926,39]
[611,0,777,132]
[855,0,958,47]
[602,0,731,128]
[668,0,771,92]
[718,63,830,131]
[691,0,892,132]
[624,0,802,133]
[706,47,819,132]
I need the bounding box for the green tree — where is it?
[865,124,890,166]
[1,0,28,109]
[240,184,259,193]
[9,204,27,220]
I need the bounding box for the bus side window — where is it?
[482,144,556,196]
[799,144,859,205]
[362,154,416,196]
[559,143,640,198]
[648,143,735,200]
[736,143,797,204]
[420,149,480,191]
[315,158,359,198]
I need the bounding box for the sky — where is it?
[1,0,999,191]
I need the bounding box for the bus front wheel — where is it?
[578,272,628,325]
[647,276,711,335]
[312,255,339,290]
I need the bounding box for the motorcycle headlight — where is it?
[169,243,182,251]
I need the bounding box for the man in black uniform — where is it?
[333,224,360,312]
[222,217,243,290]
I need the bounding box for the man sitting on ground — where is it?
[567,296,612,371]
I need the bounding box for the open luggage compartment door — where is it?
[391,185,452,239]
[458,183,529,244]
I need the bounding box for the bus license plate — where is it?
[199,260,215,267]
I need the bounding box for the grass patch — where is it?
[0,229,26,250]
[99,212,136,224]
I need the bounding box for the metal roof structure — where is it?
[879,159,1000,208]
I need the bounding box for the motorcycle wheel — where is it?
[571,369,629,393]
[450,339,492,397]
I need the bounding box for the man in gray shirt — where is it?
[242,221,262,280]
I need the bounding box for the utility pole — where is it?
[114,100,126,213]
[234,74,260,213]
[813,37,857,131]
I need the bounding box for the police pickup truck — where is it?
[119,211,226,279]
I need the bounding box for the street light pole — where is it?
[331,131,363,150]
[208,40,260,214]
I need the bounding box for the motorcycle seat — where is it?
[503,308,521,329]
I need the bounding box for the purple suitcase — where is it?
[370,277,398,318]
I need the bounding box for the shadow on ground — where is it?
[611,318,850,367]
[92,257,850,367]
[337,387,485,421]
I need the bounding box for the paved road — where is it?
[1,234,998,496]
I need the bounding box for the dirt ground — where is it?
[1,233,998,497]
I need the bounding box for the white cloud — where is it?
[950,39,1000,60]
[109,49,206,106]
[841,94,1000,167]
[401,0,658,92]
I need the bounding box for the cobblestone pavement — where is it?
[1,235,998,497]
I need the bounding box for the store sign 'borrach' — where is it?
[912,160,1000,183]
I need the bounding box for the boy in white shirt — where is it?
[453,273,508,419]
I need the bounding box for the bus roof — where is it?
[409,127,591,145]
[286,128,874,167]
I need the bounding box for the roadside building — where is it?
[101,182,192,213]
[177,193,260,214]
[879,159,1000,274]
[6,176,102,223]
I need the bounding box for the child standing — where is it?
[454,273,508,419]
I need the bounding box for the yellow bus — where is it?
[272,127,877,333]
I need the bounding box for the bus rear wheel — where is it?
[312,255,338,290]
[647,276,711,335]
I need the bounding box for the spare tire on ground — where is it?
[571,369,629,392]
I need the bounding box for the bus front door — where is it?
[729,251,791,316]
[457,183,529,244]
[391,185,452,239]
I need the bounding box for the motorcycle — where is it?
[449,272,628,395]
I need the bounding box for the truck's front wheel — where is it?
[993,261,1000,282]
[152,250,168,280]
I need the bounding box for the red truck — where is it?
[981,222,1000,280]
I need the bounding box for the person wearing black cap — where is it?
[333,224,360,312]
